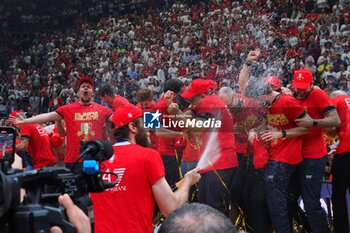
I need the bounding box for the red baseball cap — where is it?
[181,79,217,99]
[292,69,313,89]
[9,110,23,118]
[78,76,94,89]
[264,76,281,88]
[112,104,142,129]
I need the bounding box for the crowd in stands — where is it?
[0,0,350,120]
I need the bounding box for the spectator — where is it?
[39,90,50,114]
[0,97,7,117]
[28,91,40,115]
[333,53,348,72]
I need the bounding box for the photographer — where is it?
[90,104,201,233]
[9,152,90,233]
[50,194,91,233]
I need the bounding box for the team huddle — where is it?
[8,51,350,233]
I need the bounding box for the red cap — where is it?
[292,69,313,89]
[9,110,23,118]
[181,79,217,99]
[264,76,281,88]
[112,104,142,129]
[78,76,94,89]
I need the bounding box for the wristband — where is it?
[281,130,287,138]
[313,120,318,126]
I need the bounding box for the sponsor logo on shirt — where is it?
[77,123,95,141]
[102,168,127,192]
[267,113,289,126]
[74,112,98,121]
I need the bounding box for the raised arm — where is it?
[11,112,62,126]
[238,51,260,94]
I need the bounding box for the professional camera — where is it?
[0,127,117,233]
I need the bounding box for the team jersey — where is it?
[298,88,334,158]
[155,97,178,156]
[267,94,305,165]
[91,143,165,233]
[196,94,237,172]
[331,95,350,154]
[182,132,201,162]
[20,124,57,169]
[56,102,113,162]
[113,95,130,111]
[229,93,263,155]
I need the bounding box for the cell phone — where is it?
[0,127,16,165]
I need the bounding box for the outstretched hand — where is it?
[9,114,25,126]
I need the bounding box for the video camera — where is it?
[0,127,117,233]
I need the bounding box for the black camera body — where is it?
[0,127,115,233]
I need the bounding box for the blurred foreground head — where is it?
[158,203,236,233]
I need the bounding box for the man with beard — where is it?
[10,77,113,168]
[292,69,340,233]
[90,104,201,233]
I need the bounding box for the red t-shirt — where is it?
[268,94,305,165]
[331,95,350,154]
[113,95,130,111]
[288,27,299,36]
[196,95,237,172]
[91,143,164,233]
[20,124,57,169]
[136,102,158,151]
[155,97,177,156]
[298,88,332,158]
[230,94,263,155]
[56,102,113,162]
[182,133,201,162]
